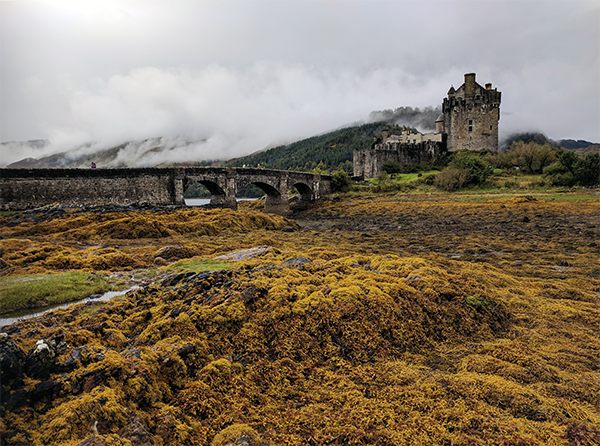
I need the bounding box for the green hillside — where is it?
[225,122,398,173]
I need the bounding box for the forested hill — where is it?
[225,122,393,173]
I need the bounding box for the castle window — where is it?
[468,120,473,132]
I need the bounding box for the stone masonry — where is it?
[442,73,501,152]
[0,167,332,212]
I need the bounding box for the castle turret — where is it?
[435,115,444,134]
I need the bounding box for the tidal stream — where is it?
[0,288,137,328]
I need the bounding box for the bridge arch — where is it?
[291,181,315,203]
[183,178,225,197]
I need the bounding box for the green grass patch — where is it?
[393,171,440,183]
[164,258,233,274]
[0,272,111,313]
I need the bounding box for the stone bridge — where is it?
[0,167,333,212]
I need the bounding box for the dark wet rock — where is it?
[64,346,106,369]
[161,272,195,288]
[71,368,107,395]
[281,257,311,268]
[177,344,196,356]
[0,334,26,382]
[0,429,32,445]
[168,307,184,318]
[25,338,60,380]
[1,388,27,412]
[117,414,153,446]
[34,379,58,397]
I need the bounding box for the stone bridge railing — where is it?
[0,167,332,212]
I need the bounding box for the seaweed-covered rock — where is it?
[0,333,26,382]
[117,414,153,446]
[25,338,58,379]
[212,424,262,446]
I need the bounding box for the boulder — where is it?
[212,424,262,446]
[117,414,153,446]
[25,338,58,379]
[0,333,26,382]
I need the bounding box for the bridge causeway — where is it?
[0,167,333,212]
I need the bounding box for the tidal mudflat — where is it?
[1,193,598,445]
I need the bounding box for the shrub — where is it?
[452,153,492,185]
[381,160,402,174]
[434,153,491,191]
[331,170,351,192]
[434,166,469,191]
[575,153,600,186]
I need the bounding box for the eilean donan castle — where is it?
[354,73,501,178]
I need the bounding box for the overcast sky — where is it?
[1,0,598,165]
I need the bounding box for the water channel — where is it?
[0,288,137,328]
[0,197,261,328]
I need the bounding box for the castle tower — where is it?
[441,73,501,151]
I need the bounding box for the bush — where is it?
[331,170,351,192]
[544,151,599,187]
[381,160,402,174]
[452,153,492,185]
[434,166,469,191]
[575,153,600,186]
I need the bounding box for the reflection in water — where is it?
[184,198,259,206]
[0,288,137,328]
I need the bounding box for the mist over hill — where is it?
[367,106,441,132]
[2,108,598,170]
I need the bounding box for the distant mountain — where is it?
[501,133,599,154]
[557,139,598,151]
[571,144,600,156]
[500,132,557,150]
[3,107,597,170]
[4,137,211,169]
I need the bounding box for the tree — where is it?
[575,153,600,186]
[508,141,556,174]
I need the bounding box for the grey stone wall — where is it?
[0,168,178,211]
[353,139,447,179]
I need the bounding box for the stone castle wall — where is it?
[353,138,447,178]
